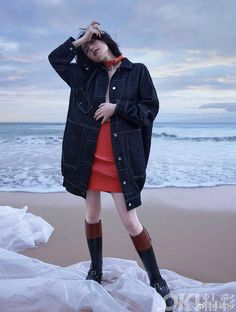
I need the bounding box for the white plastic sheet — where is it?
[0,249,165,312]
[0,206,54,252]
[0,206,236,312]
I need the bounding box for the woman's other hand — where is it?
[94,102,117,124]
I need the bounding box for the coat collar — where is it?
[117,57,133,69]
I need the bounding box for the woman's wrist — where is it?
[72,37,86,48]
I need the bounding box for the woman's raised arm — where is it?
[48,21,102,87]
[48,37,86,87]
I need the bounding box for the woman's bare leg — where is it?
[111,192,143,236]
[85,190,101,223]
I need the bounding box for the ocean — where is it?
[0,121,236,192]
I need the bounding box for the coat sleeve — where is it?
[114,64,159,127]
[48,37,86,87]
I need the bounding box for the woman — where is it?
[48,21,174,311]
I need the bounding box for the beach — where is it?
[1,185,236,284]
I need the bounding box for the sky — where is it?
[0,0,236,122]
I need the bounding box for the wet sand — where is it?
[1,185,236,283]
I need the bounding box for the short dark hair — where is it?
[75,28,122,64]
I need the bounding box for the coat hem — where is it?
[62,177,142,210]
[63,178,87,199]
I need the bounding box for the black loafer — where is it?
[151,279,175,312]
[86,268,103,284]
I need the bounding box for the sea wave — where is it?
[2,133,236,144]
[0,136,62,145]
[153,132,236,142]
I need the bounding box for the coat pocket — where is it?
[74,87,93,114]
[62,121,85,170]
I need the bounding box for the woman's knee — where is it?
[85,190,101,223]
[123,216,143,235]
[111,192,143,235]
[118,209,143,235]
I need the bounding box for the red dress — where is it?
[87,119,122,192]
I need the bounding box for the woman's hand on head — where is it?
[94,102,117,124]
[81,21,102,44]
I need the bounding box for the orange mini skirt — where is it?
[87,119,122,192]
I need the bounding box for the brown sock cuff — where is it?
[130,226,152,251]
[85,219,102,239]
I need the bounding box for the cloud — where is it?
[132,0,236,55]
[199,103,236,112]
[127,48,236,92]
[0,0,236,121]
[0,39,19,52]
[1,55,44,63]
[126,46,236,83]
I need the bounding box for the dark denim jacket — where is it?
[48,37,159,210]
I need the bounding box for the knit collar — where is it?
[102,55,125,67]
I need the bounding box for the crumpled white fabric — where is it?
[0,206,54,252]
[0,249,165,312]
[0,206,236,312]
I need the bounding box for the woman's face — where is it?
[81,38,109,62]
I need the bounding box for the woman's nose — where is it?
[88,45,95,52]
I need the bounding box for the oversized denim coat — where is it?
[48,37,159,211]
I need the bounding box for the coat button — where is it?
[113,133,117,137]
[123,181,127,185]
[112,86,116,90]
[69,47,73,51]
[128,203,132,207]
[118,156,122,161]
[85,67,89,70]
